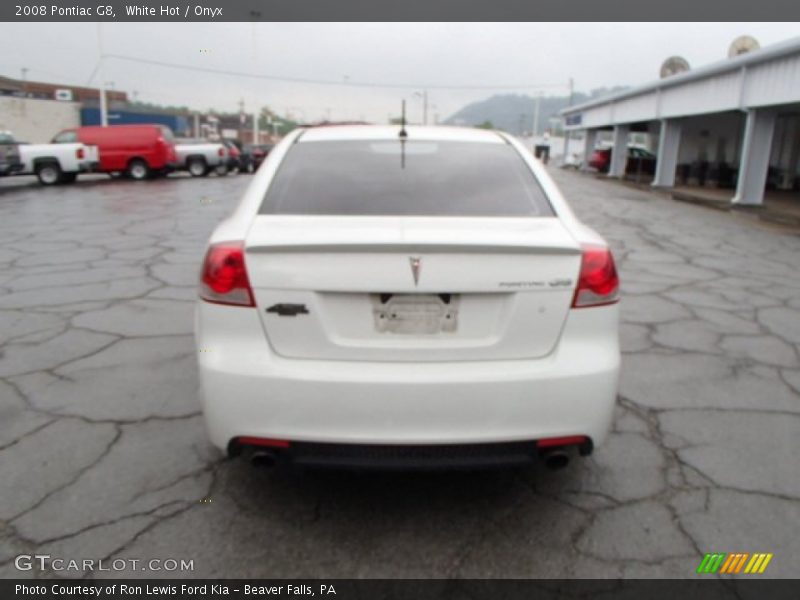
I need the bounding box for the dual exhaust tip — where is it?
[540,448,570,470]
[247,447,571,470]
[249,448,279,468]
[236,436,590,471]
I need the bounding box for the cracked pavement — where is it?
[0,169,798,579]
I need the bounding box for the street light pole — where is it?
[97,23,108,126]
[414,90,429,125]
[532,93,541,141]
[563,78,575,165]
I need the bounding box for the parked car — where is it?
[19,142,100,185]
[221,140,241,172]
[243,143,274,173]
[174,138,228,177]
[588,146,612,172]
[1,130,101,185]
[588,145,657,175]
[626,147,657,176]
[0,131,24,177]
[52,124,178,180]
[196,126,620,470]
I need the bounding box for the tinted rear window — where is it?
[259,140,553,217]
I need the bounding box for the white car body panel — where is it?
[195,126,620,458]
[174,142,227,168]
[18,142,99,174]
[197,301,618,448]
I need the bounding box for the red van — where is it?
[52,124,178,180]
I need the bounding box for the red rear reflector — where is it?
[76,148,85,159]
[199,241,255,307]
[238,437,290,449]
[571,244,619,308]
[538,436,588,448]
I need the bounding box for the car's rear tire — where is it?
[35,162,62,186]
[127,159,150,181]
[188,157,207,177]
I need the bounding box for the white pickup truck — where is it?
[10,132,100,185]
[174,139,229,177]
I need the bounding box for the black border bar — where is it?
[5,579,800,600]
[4,0,800,21]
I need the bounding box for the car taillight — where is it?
[571,245,619,308]
[199,242,254,307]
[76,148,85,159]
[218,147,225,157]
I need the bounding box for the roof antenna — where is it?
[399,99,408,139]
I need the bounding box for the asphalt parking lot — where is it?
[1,168,798,579]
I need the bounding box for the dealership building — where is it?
[561,36,800,207]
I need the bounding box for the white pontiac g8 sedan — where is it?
[195,125,620,470]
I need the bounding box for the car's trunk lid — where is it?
[244,216,581,362]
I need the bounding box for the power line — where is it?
[104,53,567,92]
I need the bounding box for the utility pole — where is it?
[253,110,259,144]
[414,90,428,125]
[238,98,245,141]
[97,23,108,126]
[532,93,541,141]
[562,78,575,165]
[251,23,259,143]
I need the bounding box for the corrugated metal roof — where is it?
[562,36,800,116]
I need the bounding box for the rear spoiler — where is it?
[246,243,580,255]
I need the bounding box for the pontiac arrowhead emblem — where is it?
[409,256,422,286]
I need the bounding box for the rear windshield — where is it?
[259,140,553,217]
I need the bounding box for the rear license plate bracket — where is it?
[372,294,459,334]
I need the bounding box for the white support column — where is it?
[581,129,597,172]
[607,124,629,178]
[652,119,682,188]
[732,108,777,206]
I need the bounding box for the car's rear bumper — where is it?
[236,439,593,469]
[195,302,620,453]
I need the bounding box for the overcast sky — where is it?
[1,22,798,123]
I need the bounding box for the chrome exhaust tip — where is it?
[542,449,570,471]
